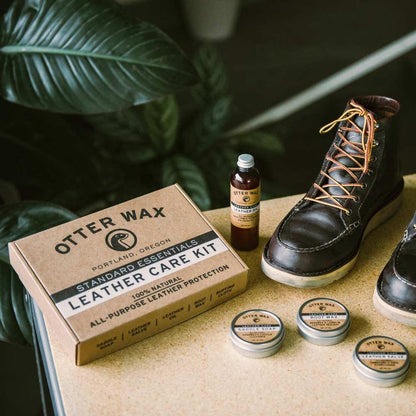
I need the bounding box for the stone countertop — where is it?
[44,176,416,416]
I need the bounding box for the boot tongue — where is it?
[324,114,366,197]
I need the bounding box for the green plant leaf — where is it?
[183,96,231,153]
[0,261,28,345]
[0,201,77,263]
[11,267,32,345]
[0,98,123,213]
[192,45,228,105]
[0,200,76,345]
[230,132,284,154]
[116,143,157,165]
[0,314,9,343]
[86,104,157,165]
[201,146,239,207]
[162,154,211,210]
[0,0,198,114]
[85,105,148,143]
[145,95,178,153]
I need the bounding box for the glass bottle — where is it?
[230,154,261,250]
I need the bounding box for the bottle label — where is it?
[230,185,260,229]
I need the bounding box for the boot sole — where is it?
[373,289,416,327]
[261,192,402,288]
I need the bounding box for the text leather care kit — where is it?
[9,185,248,365]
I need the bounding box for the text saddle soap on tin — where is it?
[9,184,249,365]
[230,309,285,357]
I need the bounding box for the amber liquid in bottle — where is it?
[230,154,261,250]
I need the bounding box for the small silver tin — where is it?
[353,335,410,387]
[230,309,285,358]
[297,298,350,345]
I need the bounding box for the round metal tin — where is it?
[297,298,350,345]
[230,309,285,358]
[353,335,410,387]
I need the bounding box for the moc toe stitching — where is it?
[265,219,359,276]
[276,210,352,253]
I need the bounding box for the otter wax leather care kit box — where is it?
[9,185,248,365]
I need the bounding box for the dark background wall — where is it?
[135,0,416,196]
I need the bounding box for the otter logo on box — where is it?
[105,229,137,251]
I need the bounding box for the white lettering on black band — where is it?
[52,232,227,318]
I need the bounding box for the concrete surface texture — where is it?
[46,175,416,416]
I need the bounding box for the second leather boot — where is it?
[374,210,416,327]
[262,96,403,288]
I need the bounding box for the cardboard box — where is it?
[9,185,248,365]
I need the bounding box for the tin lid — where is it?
[237,154,254,169]
[297,298,350,344]
[230,309,284,352]
[353,335,410,382]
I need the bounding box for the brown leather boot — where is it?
[374,211,416,326]
[262,96,403,288]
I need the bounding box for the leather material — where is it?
[376,211,416,312]
[264,96,403,276]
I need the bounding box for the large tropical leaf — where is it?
[0,100,113,199]
[162,154,211,210]
[0,201,77,345]
[201,146,239,207]
[145,95,178,154]
[192,44,228,106]
[86,105,157,165]
[182,96,231,154]
[0,0,198,114]
[85,105,148,143]
[0,262,32,345]
[0,201,77,263]
[114,143,157,165]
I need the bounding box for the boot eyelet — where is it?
[367,169,374,175]
[370,156,377,162]
[345,210,352,216]
[361,183,368,189]
[372,140,380,147]
[353,196,360,203]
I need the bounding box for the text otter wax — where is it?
[9,185,248,365]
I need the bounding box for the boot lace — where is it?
[305,100,377,214]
